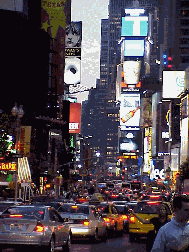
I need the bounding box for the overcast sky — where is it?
[71,0,109,103]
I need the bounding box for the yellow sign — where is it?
[41,0,66,38]
[0,162,17,171]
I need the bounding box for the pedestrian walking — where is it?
[151,194,189,252]
[146,203,170,252]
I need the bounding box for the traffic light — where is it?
[167,56,173,69]
[163,53,168,66]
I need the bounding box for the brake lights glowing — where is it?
[83,220,90,226]
[121,215,128,220]
[129,216,136,223]
[71,205,78,209]
[9,214,23,218]
[33,223,44,232]
[103,217,111,223]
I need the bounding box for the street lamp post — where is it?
[11,103,24,202]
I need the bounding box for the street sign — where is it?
[79,168,87,176]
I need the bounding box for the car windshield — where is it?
[1,206,45,220]
[134,202,159,214]
[115,205,129,214]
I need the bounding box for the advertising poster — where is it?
[41,0,66,39]
[41,0,66,95]
[140,97,152,127]
[119,131,140,154]
[162,71,185,98]
[120,93,140,128]
[123,61,141,85]
[64,21,82,86]
[69,103,81,134]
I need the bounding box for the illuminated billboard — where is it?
[121,16,148,37]
[120,93,140,128]
[123,61,141,84]
[119,131,140,154]
[162,71,185,98]
[64,22,82,86]
[64,57,81,85]
[140,97,152,127]
[69,103,81,134]
[124,40,144,57]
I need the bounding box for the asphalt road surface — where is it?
[2,234,148,252]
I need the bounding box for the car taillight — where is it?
[147,201,159,205]
[121,215,128,220]
[150,195,160,199]
[83,220,90,226]
[103,217,111,223]
[33,223,44,233]
[129,216,136,223]
[9,214,23,218]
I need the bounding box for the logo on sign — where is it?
[69,123,79,129]
[150,169,165,180]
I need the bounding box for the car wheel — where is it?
[91,229,99,243]
[113,223,118,237]
[129,233,136,243]
[102,228,108,241]
[63,232,71,252]
[48,237,55,252]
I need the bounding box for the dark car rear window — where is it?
[134,202,159,214]
[115,205,129,214]
[59,205,89,214]
[98,205,109,214]
[1,206,45,220]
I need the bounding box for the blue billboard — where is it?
[121,16,148,37]
[124,39,144,57]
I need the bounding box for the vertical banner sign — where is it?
[69,103,81,134]
[41,0,66,39]
[20,126,32,157]
[64,21,82,87]
[41,0,66,95]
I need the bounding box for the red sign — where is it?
[69,103,81,134]
[0,162,17,171]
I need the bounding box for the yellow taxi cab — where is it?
[128,200,173,242]
[97,202,124,236]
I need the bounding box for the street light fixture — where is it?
[11,103,24,202]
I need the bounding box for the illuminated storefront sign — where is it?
[0,162,17,171]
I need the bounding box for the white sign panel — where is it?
[162,71,185,98]
[123,61,141,84]
[120,93,140,128]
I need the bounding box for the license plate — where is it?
[10,224,22,231]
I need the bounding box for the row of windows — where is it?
[107,113,119,117]
[181,29,189,35]
[106,152,117,155]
